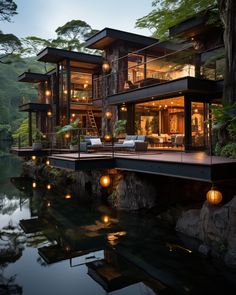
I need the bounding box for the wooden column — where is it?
[55,64,60,125]
[184,96,192,151]
[126,103,135,135]
[66,59,71,124]
[28,111,32,146]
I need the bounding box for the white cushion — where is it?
[90,138,102,146]
[123,140,135,147]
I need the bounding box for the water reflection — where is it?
[1,156,236,295]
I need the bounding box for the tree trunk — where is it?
[218,0,236,104]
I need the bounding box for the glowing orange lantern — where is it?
[65,194,71,199]
[104,133,111,142]
[206,187,222,205]
[47,111,52,117]
[105,111,112,119]
[46,160,50,166]
[102,61,110,73]
[102,215,110,224]
[100,175,111,187]
[32,181,37,188]
[46,184,51,190]
[45,90,51,97]
[32,156,36,160]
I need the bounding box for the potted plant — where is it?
[114,119,127,139]
[69,136,79,151]
[32,129,43,151]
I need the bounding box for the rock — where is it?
[176,209,200,238]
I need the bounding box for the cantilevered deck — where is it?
[49,151,236,183]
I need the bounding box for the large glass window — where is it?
[191,102,206,147]
[70,71,92,103]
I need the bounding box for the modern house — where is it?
[16,11,224,152]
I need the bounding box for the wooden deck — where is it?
[49,151,236,183]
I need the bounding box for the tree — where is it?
[0,31,21,63]
[136,0,236,104]
[0,0,17,22]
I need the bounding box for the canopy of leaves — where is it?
[0,0,17,22]
[56,20,91,40]
[135,0,217,38]
[0,31,21,56]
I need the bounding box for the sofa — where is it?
[114,135,148,151]
[80,136,103,152]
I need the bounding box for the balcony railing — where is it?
[93,46,225,100]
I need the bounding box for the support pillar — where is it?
[28,111,32,146]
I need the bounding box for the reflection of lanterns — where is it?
[32,181,37,188]
[32,156,36,160]
[104,133,111,142]
[105,111,112,119]
[102,61,110,73]
[102,215,110,223]
[47,111,52,117]
[206,187,222,205]
[46,184,51,190]
[45,90,51,97]
[65,133,70,139]
[100,175,111,187]
[46,160,50,166]
[65,194,71,199]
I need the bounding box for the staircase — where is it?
[87,110,98,135]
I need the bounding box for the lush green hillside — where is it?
[0,56,45,133]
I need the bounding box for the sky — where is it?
[1,0,153,39]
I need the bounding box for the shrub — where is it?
[214,142,223,156]
[220,142,236,158]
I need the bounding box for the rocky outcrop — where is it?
[176,196,236,268]
[108,172,157,210]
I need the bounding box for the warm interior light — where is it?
[105,111,112,119]
[47,111,52,117]
[46,184,51,190]
[102,61,110,73]
[45,90,51,97]
[100,175,111,187]
[102,215,110,224]
[65,194,72,199]
[206,187,222,205]
[32,156,36,160]
[104,133,111,142]
[32,181,37,188]
[72,113,75,117]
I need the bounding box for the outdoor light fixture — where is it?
[64,133,70,139]
[102,60,110,73]
[105,111,112,119]
[104,133,112,142]
[64,194,72,199]
[32,156,36,160]
[47,201,51,207]
[72,113,76,118]
[46,160,50,166]
[45,90,51,97]
[102,215,110,224]
[46,184,51,190]
[206,186,222,205]
[100,175,111,187]
[32,181,37,188]
[120,104,127,112]
[42,134,47,139]
[47,111,52,117]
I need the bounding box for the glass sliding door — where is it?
[191,102,206,148]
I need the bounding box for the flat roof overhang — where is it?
[18,72,49,83]
[107,77,223,105]
[11,148,50,157]
[19,103,51,112]
[37,47,103,69]
[85,27,158,50]
[49,156,236,183]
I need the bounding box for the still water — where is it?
[1,155,236,295]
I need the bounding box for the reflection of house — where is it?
[17,10,224,151]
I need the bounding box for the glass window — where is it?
[191,102,205,147]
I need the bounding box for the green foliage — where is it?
[33,128,43,142]
[0,0,17,22]
[114,119,127,137]
[56,19,92,40]
[56,118,80,134]
[220,142,236,158]
[0,32,22,55]
[12,118,30,145]
[70,136,78,145]
[211,103,236,137]
[214,142,222,156]
[135,0,217,39]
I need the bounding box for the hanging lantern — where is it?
[120,104,127,112]
[206,187,222,205]
[104,133,112,142]
[47,201,51,207]
[102,215,110,224]
[64,133,70,139]
[46,160,50,166]
[105,111,112,119]
[32,156,36,160]
[47,111,52,117]
[102,61,110,73]
[46,184,51,190]
[100,175,111,187]
[45,89,51,97]
[64,194,72,199]
[32,181,37,188]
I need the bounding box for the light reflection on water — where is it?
[1,155,236,295]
